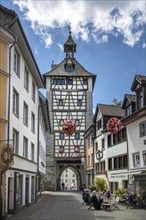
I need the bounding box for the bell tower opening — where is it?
[64,24,76,59]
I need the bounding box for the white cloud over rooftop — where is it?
[13,0,146,48]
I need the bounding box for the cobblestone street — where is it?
[8,191,146,220]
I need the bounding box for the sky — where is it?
[1,0,146,110]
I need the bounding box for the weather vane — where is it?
[68,22,71,35]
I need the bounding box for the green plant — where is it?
[90,178,107,192]
[89,184,97,192]
[116,187,125,196]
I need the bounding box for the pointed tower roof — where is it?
[64,27,76,53]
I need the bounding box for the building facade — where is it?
[93,104,128,193]
[122,75,146,194]
[0,24,15,220]
[0,5,48,218]
[44,30,96,190]
[83,124,94,188]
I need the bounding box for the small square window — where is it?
[53,79,57,85]
[75,119,79,126]
[60,133,64,140]
[75,133,80,139]
[60,119,64,126]
[67,78,73,85]
[59,99,63,106]
[83,78,88,85]
[77,99,82,106]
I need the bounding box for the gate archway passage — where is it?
[56,162,84,191]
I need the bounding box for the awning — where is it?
[111,170,145,176]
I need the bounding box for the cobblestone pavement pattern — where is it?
[8,191,146,220]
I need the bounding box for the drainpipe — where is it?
[7,37,17,148]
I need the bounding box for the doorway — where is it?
[25,177,29,206]
[8,177,14,213]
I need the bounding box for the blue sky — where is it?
[1,0,146,110]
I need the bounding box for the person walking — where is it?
[62,182,65,190]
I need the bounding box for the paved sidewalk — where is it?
[8,191,146,220]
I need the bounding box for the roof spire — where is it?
[68,22,71,35]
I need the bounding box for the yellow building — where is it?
[0,25,15,218]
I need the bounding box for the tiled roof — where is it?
[131,74,146,91]
[125,94,136,102]
[44,58,96,77]
[98,104,125,117]
[136,75,146,81]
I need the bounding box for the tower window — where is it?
[75,119,79,126]
[60,133,64,140]
[77,99,82,106]
[75,133,80,139]
[59,99,63,106]
[67,78,73,85]
[53,78,65,85]
[66,65,73,72]
[83,78,88,85]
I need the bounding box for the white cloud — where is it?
[92,34,109,45]
[143,43,146,48]
[13,0,146,48]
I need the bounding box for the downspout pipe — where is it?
[7,37,17,148]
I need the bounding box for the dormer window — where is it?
[66,65,73,72]
[137,88,143,109]
[126,105,132,116]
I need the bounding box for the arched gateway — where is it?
[43,29,96,191]
[57,165,82,190]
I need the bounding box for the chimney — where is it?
[51,61,57,69]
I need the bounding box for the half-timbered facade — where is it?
[44,30,96,190]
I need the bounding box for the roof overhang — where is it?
[0,25,15,43]
[10,20,45,88]
[121,106,146,125]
